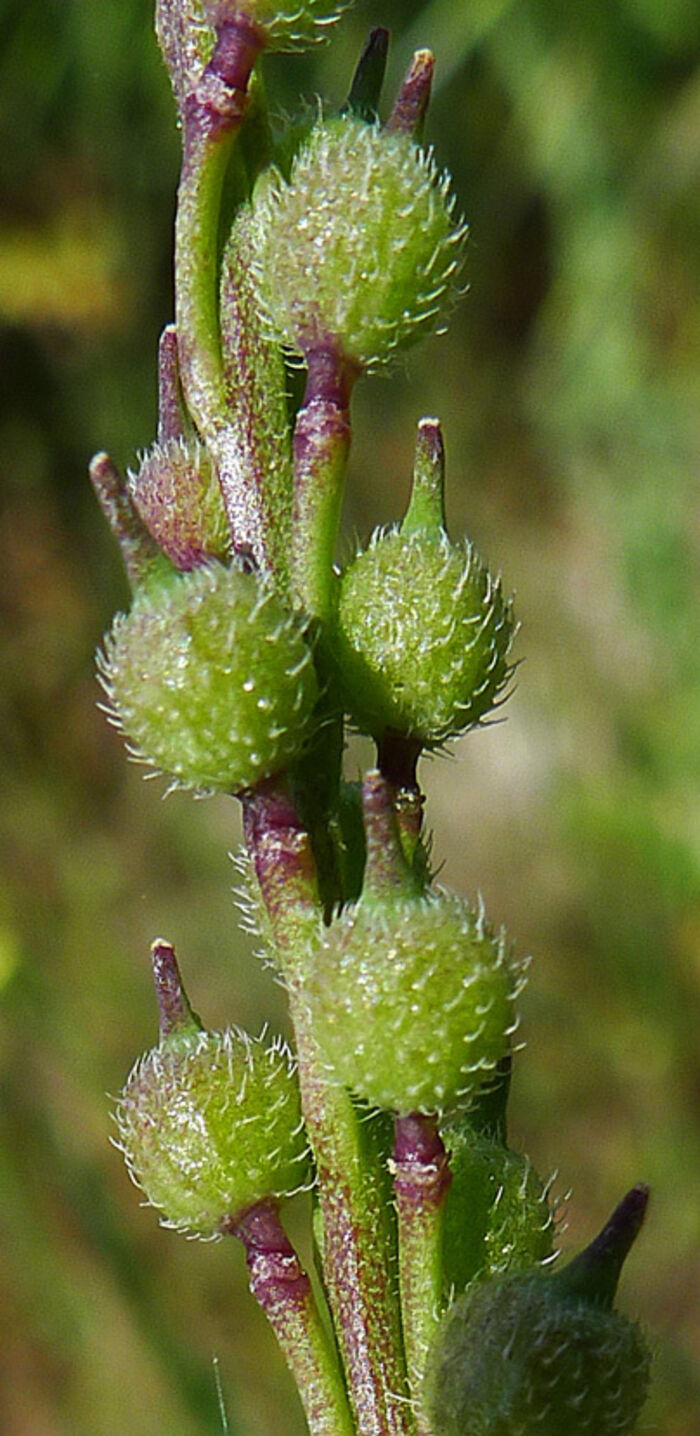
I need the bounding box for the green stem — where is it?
[241,784,415,1436]
[176,20,261,437]
[375,735,426,871]
[227,1200,355,1436]
[290,1006,412,1436]
[391,1114,451,1433]
[291,347,359,622]
[175,16,271,562]
[219,209,294,591]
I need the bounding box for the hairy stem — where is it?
[225,1200,355,1436]
[242,783,415,1436]
[291,347,359,621]
[175,16,270,561]
[391,1115,451,1432]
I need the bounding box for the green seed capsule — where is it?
[249,115,466,368]
[332,419,515,745]
[425,1186,651,1436]
[98,560,319,794]
[115,941,310,1237]
[305,773,523,1116]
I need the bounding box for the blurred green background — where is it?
[0,0,698,1431]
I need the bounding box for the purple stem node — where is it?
[392,1113,452,1211]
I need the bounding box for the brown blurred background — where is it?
[0,0,698,1431]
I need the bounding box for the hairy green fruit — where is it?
[98,560,319,794]
[309,890,519,1116]
[425,1187,651,1436]
[127,438,231,571]
[331,418,515,745]
[335,531,513,744]
[426,1275,649,1436]
[305,773,522,1116]
[116,1024,309,1237]
[249,114,466,368]
[441,1127,555,1292]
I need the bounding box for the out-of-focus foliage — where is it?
[0,0,697,1431]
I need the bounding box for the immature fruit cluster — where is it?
[116,943,310,1237]
[98,560,318,794]
[249,113,466,368]
[332,420,515,746]
[305,773,523,1116]
[425,1187,651,1436]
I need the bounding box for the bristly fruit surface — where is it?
[249,113,466,369]
[333,526,515,744]
[98,560,319,794]
[116,1026,310,1237]
[305,887,524,1116]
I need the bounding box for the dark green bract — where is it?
[98,561,319,794]
[333,528,514,745]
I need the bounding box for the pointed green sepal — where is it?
[401,417,447,537]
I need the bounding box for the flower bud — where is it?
[305,773,523,1116]
[424,1186,651,1436]
[127,439,231,571]
[332,419,515,745]
[115,941,310,1237]
[249,114,466,369]
[442,1126,555,1292]
[98,560,318,794]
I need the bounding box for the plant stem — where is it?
[226,1200,355,1436]
[291,1007,412,1436]
[175,15,271,563]
[219,210,294,591]
[291,347,359,622]
[242,783,415,1436]
[176,18,261,433]
[391,1114,452,1433]
[376,733,425,867]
